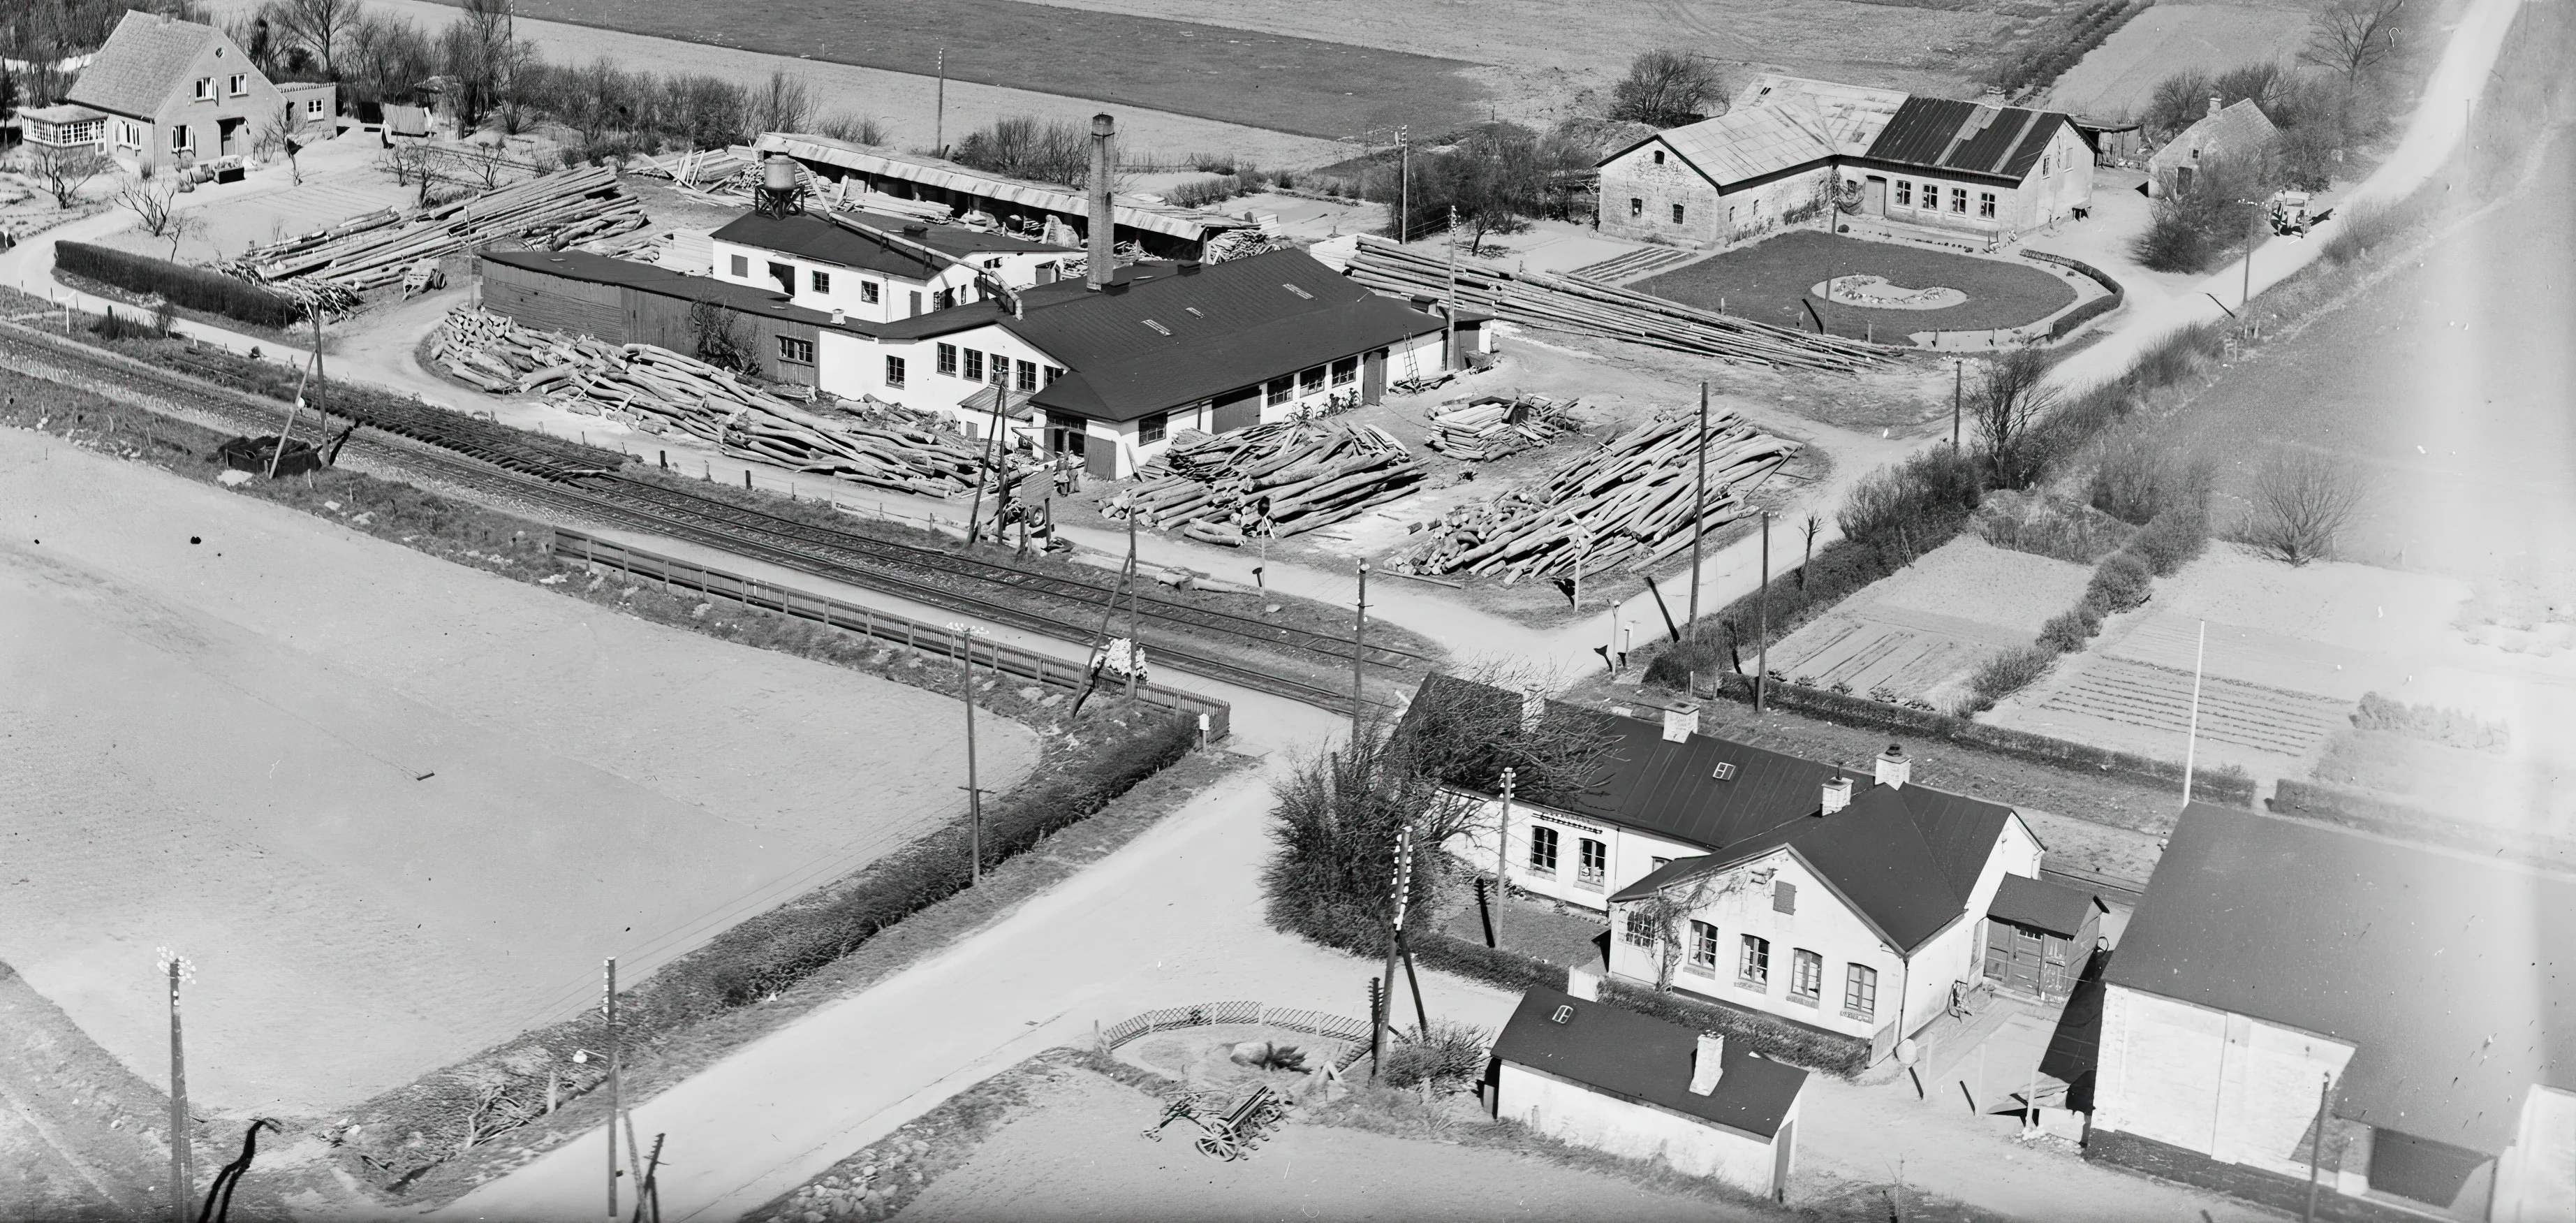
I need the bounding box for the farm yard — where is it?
[2041,3,2324,120]
[0,421,1037,1113]
[1634,230,2080,341]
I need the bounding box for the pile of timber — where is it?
[230,166,649,293]
[1394,410,1794,580]
[1116,421,1423,545]
[429,308,1006,497]
[1345,235,1890,373]
[1424,393,1575,461]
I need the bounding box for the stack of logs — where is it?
[230,166,649,293]
[1394,411,1794,580]
[1117,422,1423,545]
[1424,393,1575,461]
[1345,235,1889,373]
[430,308,1008,497]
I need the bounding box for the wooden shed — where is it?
[1982,874,2104,1002]
[479,249,830,388]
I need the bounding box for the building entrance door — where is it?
[1864,176,1887,216]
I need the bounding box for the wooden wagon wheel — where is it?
[1193,1122,1242,1162]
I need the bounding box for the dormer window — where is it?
[1711,761,1737,781]
[1652,149,1665,165]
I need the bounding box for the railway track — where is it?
[0,322,1399,712]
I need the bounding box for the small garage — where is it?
[1982,874,2105,1002]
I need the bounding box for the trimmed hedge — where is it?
[1598,977,1871,1078]
[2024,250,2126,341]
[56,240,303,329]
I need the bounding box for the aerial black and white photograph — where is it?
[0,0,2566,1217]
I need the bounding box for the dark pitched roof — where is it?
[1987,873,2103,939]
[1493,987,1806,1138]
[709,211,1073,281]
[481,249,874,335]
[1540,712,1842,848]
[1861,96,2075,184]
[1610,781,2017,953]
[2105,805,2576,1155]
[66,10,221,120]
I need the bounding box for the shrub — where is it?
[1975,490,2133,563]
[1837,446,1983,554]
[2351,692,2510,752]
[1608,50,1729,127]
[2124,322,2228,394]
[812,112,885,145]
[2038,606,2102,653]
[2130,154,2275,274]
[1964,645,2055,712]
[1381,1020,1492,1090]
[2239,448,2365,564]
[90,307,165,342]
[2084,551,2154,613]
[2088,427,2211,525]
[55,241,303,328]
[2128,504,2211,576]
[1164,175,1240,210]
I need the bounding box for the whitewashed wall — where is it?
[1497,1062,1790,1196]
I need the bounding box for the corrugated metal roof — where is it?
[66,10,218,121]
[2105,805,2576,1156]
[1731,74,1908,156]
[1862,96,2074,183]
[754,133,1253,244]
[1492,986,1807,1137]
[1649,103,1841,186]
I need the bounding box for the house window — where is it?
[1671,203,1686,225]
[1688,921,1719,974]
[193,78,211,100]
[1950,186,1968,214]
[307,98,326,116]
[1895,180,1913,207]
[1621,910,1656,946]
[962,349,985,382]
[1979,192,1997,219]
[1265,377,1293,408]
[936,344,959,376]
[1844,963,1879,1019]
[1739,935,1770,988]
[810,270,831,294]
[1298,365,1325,396]
[172,124,190,151]
[1527,825,1559,876]
[1651,149,1665,166]
[884,355,906,388]
[1044,366,1066,386]
[934,288,957,310]
[1330,356,1357,387]
[228,74,248,96]
[1140,412,1167,444]
[1629,197,1643,217]
[860,281,881,304]
[1015,359,1036,393]
[1773,881,1797,914]
[2040,154,2052,176]
[1790,949,1823,1004]
[767,261,793,292]
[989,355,1008,386]
[729,254,748,277]
[1577,837,1607,887]
[777,335,814,364]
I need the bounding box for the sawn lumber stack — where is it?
[1117,421,1423,544]
[1394,411,1793,580]
[431,308,1011,497]
[1345,235,1890,372]
[1424,393,1574,461]
[232,166,649,293]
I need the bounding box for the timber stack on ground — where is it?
[1117,421,1424,544]
[431,308,1009,496]
[1345,235,1890,372]
[1395,411,1793,579]
[230,166,649,294]
[1425,394,1576,461]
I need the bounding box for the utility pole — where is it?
[1124,505,1141,700]
[932,48,946,156]
[1444,203,1460,367]
[1756,511,1771,712]
[605,958,621,1220]
[2242,202,2260,327]
[954,624,985,884]
[1494,767,1515,899]
[1397,127,1410,243]
[159,950,193,1223]
[1952,360,1963,450]
[1686,381,1709,635]
[1371,820,1415,1075]
[1349,562,1369,743]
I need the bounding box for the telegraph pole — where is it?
[1686,381,1709,635]
[1397,127,1410,242]
[932,48,947,156]
[1349,562,1369,744]
[1493,766,1516,907]
[1124,505,1141,700]
[953,623,986,884]
[1371,821,1416,1076]
[605,958,621,1220]
[1756,511,1772,712]
[1952,360,1963,449]
[160,950,193,1223]
[1444,203,1460,367]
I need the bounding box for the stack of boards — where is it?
[1117,421,1423,545]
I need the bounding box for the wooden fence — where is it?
[1099,1002,1375,1072]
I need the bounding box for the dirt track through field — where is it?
[0,426,1036,1113]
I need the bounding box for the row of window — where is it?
[728,254,890,306]
[193,74,251,101]
[1526,824,1609,888]
[1892,180,1999,219]
[935,343,1061,393]
[1625,915,1881,1019]
[1626,198,1686,226]
[1261,357,1360,409]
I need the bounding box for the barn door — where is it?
[1211,385,1260,433]
[1983,921,2013,983]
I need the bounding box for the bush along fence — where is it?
[1960,492,2211,717]
[1098,1002,1375,1072]
[2270,780,2576,873]
[2022,250,2126,342]
[54,240,305,329]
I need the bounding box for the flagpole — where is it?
[2181,620,2207,806]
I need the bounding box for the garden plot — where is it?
[0,427,1035,1113]
[1770,536,2093,706]
[2042,4,2320,120]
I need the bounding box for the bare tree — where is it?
[814,111,886,145]
[2302,0,2409,82]
[22,142,111,207]
[751,68,811,136]
[115,175,198,258]
[270,0,364,80]
[1608,50,1730,129]
[1969,345,2061,489]
[690,300,763,378]
[2241,448,2366,564]
[1798,514,1821,589]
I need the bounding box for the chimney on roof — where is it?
[1875,743,1911,790]
[1689,1034,1725,1096]
[1086,113,1117,292]
[1821,775,1853,816]
[830,307,845,325]
[2208,95,2223,118]
[1661,701,1700,743]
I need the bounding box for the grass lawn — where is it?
[1637,230,2077,339]
[423,0,1486,141]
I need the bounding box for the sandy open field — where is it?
[0,426,1036,1113]
[1772,535,2093,707]
[897,1069,1754,1223]
[2041,3,2321,119]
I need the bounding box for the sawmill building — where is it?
[707,210,1077,323]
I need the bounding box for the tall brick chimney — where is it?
[1087,112,1116,291]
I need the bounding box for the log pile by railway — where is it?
[430,307,1008,497]
[1423,393,1575,461]
[1344,235,1889,373]
[230,166,649,294]
[1393,411,1794,580]
[1115,421,1424,545]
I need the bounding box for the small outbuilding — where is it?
[2147,98,2278,196]
[1980,873,2103,1002]
[1490,986,1809,1199]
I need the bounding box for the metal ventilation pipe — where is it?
[1087,113,1116,291]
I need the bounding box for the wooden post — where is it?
[959,627,983,885]
[1372,821,1413,1076]
[309,309,331,466]
[1444,204,1459,367]
[605,958,620,1220]
[2181,620,2207,806]
[1952,360,1962,450]
[1756,511,1771,711]
[634,1133,665,1223]
[1397,129,1409,244]
[1686,381,1708,635]
[1349,562,1369,740]
[165,956,191,1223]
[932,47,947,156]
[1494,766,1515,921]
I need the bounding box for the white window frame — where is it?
[1790,949,1823,1004]
[1526,824,1559,877]
[1738,935,1770,989]
[228,74,248,96]
[884,355,906,388]
[193,78,212,101]
[1686,920,1718,975]
[1843,962,1878,1020]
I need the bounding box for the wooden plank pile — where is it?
[230,166,649,293]
[1345,235,1890,373]
[1424,393,1575,462]
[1116,421,1424,545]
[1392,410,1794,580]
[429,307,1009,497]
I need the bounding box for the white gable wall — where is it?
[2093,986,2358,1177]
[1445,790,1709,914]
[1605,846,1904,1045]
[1496,1061,1792,1196]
